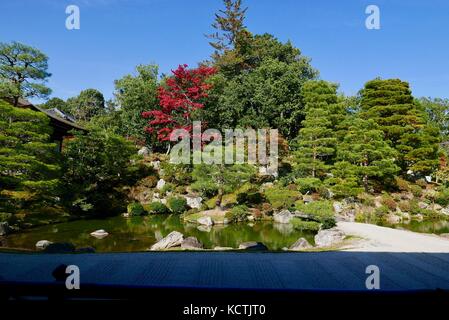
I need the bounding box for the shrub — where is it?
[291,218,321,232]
[374,205,389,217]
[225,205,248,222]
[144,202,170,214]
[167,197,188,214]
[160,183,174,196]
[398,201,411,212]
[261,202,273,215]
[295,200,336,229]
[410,185,423,197]
[127,202,145,216]
[395,177,410,191]
[296,177,322,194]
[416,179,427,188]
[139,176,158,188]
[381,194,397,210]
[237,191,264,205]
[264,186,301,209]
[435,187,449,206]
[358,193,375,206]
[160,163,192,185]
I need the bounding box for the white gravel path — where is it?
[337,221,449,252]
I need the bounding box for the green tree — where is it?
[40,97,69,113]
[0,42,51,106]
[207,0,248,57]
[0,100,60,213]
[61,129,138,216]
[113,64,159,145]
[293,80,339,178]
[66,88,105,123]
[332,118,399,193]
[418,97,449,140]
[360,79,440,175]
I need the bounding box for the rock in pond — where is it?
[314,228,345,247]
[150,231,183,250]
[44,242,76,253]
[181,236,203,250]
[197,216,214,226]
[289,238,312,251]
[90,229,109,239]
[273,210,293,224]
[184,195,203,209]
[238,241,268,251]
[36,240,53,250]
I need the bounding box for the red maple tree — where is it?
[142,64,216,142]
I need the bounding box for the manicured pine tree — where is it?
[333,118,399,193]
[360,78,440,175]
[0,100,60,212]
[294,80,338,178]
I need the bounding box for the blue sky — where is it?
[1,0,448,102]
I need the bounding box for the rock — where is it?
[425,175,432,183]
[413,213,424,221]
[238,241,268,251]
[44,242,76,253]
[150,231,184,250]
[184,196,202,209]
[76,247,96,253]
[214,246,234,250]
[303,195,313,204]
[197,216,214,226]
[122,212,130,218]
[333,202,343,214]
[181,237,203,250]
[401,212,411,220]
[433,204,443,211]
[150,160,160,170]
[0,222,10,236]
[36,240,53,250]
[90,229,109,239]
[289,237,312,251]
[156,179,166,190]
[418,202,429,209]
[273,210,293,224]
[314,228,345,247]
[442,207,449,216]
[137,146,150,156]
[386,214,401,224]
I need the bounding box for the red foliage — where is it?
[142,64,216,142]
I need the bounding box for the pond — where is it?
[0,215,316,252]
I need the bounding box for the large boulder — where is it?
[90,229,109,239]
[0,222,10,236]
[150,231,183,250]
[36,240,53,250]
[273,210,293,224]
[137,146,150,156]
[156,179,166,190]
[197,216,214,226]
[181,237,203,250]
[184,196,202,209]
[289,237,312,251]
[314,228,345,247]
[238,241,268,251]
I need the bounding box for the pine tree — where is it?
[294,81,338,178]
[360,78,440,175]
[333,118,399,193]
[0,100,60,213]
